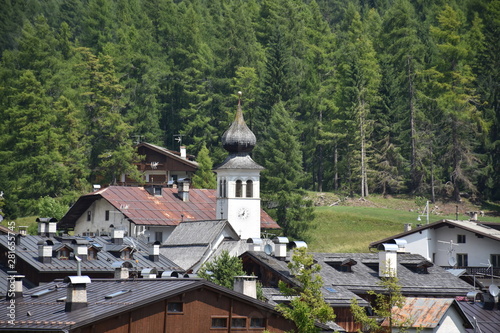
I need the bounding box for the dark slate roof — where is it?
[369,219,500,249]
[0,278,295,332]
[244,251,473,299]
[0,235,182,276]
[214,153,265,170]
[136,142,198,167]
[58,186,279,229]
[458,299,500,333]
[160,220,245,271]
[164,220,235,246]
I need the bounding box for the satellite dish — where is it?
[489,284,499,297]
[448,257,457,267]
[264,244,273,256]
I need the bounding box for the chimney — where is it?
[37,239,54,263]
[111,228,124,245]
[149,241,160,262]
[72,239,89,261]
[378,243,398,277]
[247,238,263,252]
[404,223,412,232]
[178,179,190,202]
[36,218,57,237]
[233,276,257,299]
[141,268,158,279]
[469,211,478,221]
[180,146,186,158]
[112,261,132,279]
[14,234,22,246]
[6,275,24,299]
[393,239,407,253]
[64,276,91,312]
[273,237,289,261]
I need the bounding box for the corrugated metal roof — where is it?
[458,300,500,333]
[59,186,279,229]
[0,278,291,331]
[0,235,182,276]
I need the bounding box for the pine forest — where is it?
[1,0,499,220]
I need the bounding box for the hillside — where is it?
[305,193,500,253]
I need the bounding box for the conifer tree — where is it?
[426,4,483,201]
[191,143,216,189]
[334,6,381,198]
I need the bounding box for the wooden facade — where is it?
[119,143,198,186]
[73,284,295,333]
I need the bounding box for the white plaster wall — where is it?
[216,169,262,240]
[403,229,434,261]
[73,199,128,236]
[433,226,500,267]
[435,307,468,333]
[144,226,175,243]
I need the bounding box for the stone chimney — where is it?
[469,211,479,221]
[180,146,187,158]
[112,261,132,279]
[149,241,160,262]
[404,223,412,232]
[64,276,91,312]
[178,179,190,202]
[6,275,24,299]
[141,268,158,279]
[111,228,124,245]
[233,276,257,299]
[273,237,289,261]
[72,239,89,261]
[378,243,398,277]
[37,239,54,264]
[36,218,57,237]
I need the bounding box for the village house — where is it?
[0,276,326,332]
[0,219,182,286]
[240,239,475,332]
[369,219,500,289]
[118,141,198,186]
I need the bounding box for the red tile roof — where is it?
[59,186,280,229]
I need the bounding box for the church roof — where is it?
[214,153,265,170]
[221,94,256,154]
[58,186,279,229]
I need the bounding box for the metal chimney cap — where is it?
[378,243,398,252]
[272,237,289,244]
[64,276,91,284]
[246,238,263,244]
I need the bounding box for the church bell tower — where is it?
[214,92,263,239]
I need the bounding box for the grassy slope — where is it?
[306,194,500,253]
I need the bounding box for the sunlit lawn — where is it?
[307,206,500,253]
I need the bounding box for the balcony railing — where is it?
[441,266,500,277]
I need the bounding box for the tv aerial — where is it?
[438,240,460,267]
[481,259,499,297]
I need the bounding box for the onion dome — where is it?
[221,92,256,153]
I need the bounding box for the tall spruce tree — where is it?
[191,143,216,189]
[427,4,483,202]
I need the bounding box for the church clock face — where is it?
[238,207,250,220]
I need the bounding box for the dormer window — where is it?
[58,248,70,260]
[88,248,98,260]
[121,249,132,260]
[235,180,242,197]
[246,180,253,198]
